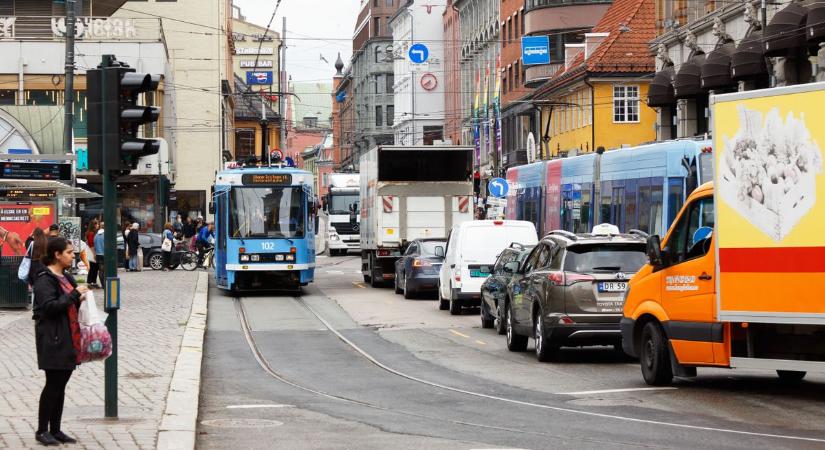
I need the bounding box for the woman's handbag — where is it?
[78,292,112,363]
[137,247,144,271]
[161,237,172,252]
[17,243,33,282]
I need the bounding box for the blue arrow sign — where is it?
[408,43,429,64]
[488,177,509,198]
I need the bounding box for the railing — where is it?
[524,63,564,87]
[0,16,162,41]
[525,0,612,11]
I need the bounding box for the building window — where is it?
[503,75,507,95]
[235,128,256,159]
[376,105,383,127]
[374,0,379,6]
[387,105,394,126]
[515,12,520,37]
[423,126,444,145]
[303,117,318,128]
[386,74,394,93]
[613,85,640,123]
[502,23,506,47]
[375,46,382,63]
[375,75,383,94]
[0,90,15,105]
[386,0,393,5]
[373,17,380,36]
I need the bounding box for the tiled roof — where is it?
[535,0,655,97]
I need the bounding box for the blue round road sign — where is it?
[488,177,509,198]
[409,43,429,64]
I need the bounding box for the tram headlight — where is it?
[275,254,285,261]
[250,254,261,262]
[285,254,295,262]
[239,254,250,262]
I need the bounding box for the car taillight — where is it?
[378,249,390,257]
[454,273,461,282]
[564,272,595,286]
[547,272,565,285]
[412,259,432,268]
[493,220,504,225]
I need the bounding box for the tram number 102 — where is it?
[261,242,276,250]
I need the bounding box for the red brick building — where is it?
[443,0,462,145]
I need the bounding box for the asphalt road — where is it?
[197,255,825,449]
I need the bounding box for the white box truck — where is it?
[360,145,474,287]
[324,173,361,256]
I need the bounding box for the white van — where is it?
[438,220,538,314]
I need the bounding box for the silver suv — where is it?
[505,226,648,362]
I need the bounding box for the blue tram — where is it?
[212,166,317,292]
[506,138,713,237]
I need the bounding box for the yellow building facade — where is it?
[540,80,656,159]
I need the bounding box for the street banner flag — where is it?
[494,58,502,161]
[483,66,490,160]
[473,70,481,167]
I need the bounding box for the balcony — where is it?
[524,62,564,88]
[0,16,163,42]
[524,1,611,36]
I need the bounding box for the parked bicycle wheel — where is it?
[180,251,198,271]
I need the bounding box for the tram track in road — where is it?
[232,296,650,448]
[285,295,825,446]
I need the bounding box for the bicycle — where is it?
[184,245,214,271]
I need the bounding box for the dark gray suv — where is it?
[505,228,648,362]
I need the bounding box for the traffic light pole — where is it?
[100,55,119,419]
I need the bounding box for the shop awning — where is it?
[647,66,676,107]
[674,54,707,99]
[701,43,737,90]
[765,3,809,57]
[808,3,825,46]
[0,180,101,199]
[731,32,767,80]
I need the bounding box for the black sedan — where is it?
[394,238,446,299]
[480,243,534,334]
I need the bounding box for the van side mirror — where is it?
[647,235,663,269]
[434,246,445,258]
[479,265,492,274]
[504,261,520,274]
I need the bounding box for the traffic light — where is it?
[87,56,162,172]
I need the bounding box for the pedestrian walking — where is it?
[162,223,174,271]
[32,237,89,446]
[122,222,131,270]
[94,224,105,288]
[48,224,60,238]
[85,221,100,289]
[127,223,140,271]
[27,228,48,285]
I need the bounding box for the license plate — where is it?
[470,270,488,278]
[598,281,627,292]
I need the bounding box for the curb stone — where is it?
[157,272,208,450]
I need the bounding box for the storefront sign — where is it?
[51,17,138,39]
[236,47,275,55]
[1,162,71,181]
[240,60,273,68]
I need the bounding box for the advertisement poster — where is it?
[714,87,825,318]
[544,160,562,234]
[0,202,57,248]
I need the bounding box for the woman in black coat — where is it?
[32,237,89,446]
[126,223,140,271]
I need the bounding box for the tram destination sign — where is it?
[242,173,293,185]
[1,162,71,181]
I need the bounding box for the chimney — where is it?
[564,44,585,70]
[584,32,610,59]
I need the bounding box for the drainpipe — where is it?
[18,59,26,106]
[584,79,595,151]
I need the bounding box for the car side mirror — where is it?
[480,265,492,275]
[504,261,519,274]
[647,235,664,269]
[434,246,445,258]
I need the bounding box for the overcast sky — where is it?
[232,0,361,83]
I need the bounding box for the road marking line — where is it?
[326,270,344,275]
[475,340,487,346]
[450,329,470,339]
[226,404,294,409]
[352,282,366,289]
[556,387,677,396]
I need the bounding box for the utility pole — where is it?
[64,0,76,213]
[280,17,287,154]
[261,85,269,164]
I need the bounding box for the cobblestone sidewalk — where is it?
[0,270,200,449]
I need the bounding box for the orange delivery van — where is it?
[621,82,825,385]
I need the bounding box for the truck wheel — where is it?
[506,304,528,352]
[363,274,371,283]
[449,292,462,315]
[640,322,673,386]
[777,370,806,382]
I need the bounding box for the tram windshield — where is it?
[230,187,305,238]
